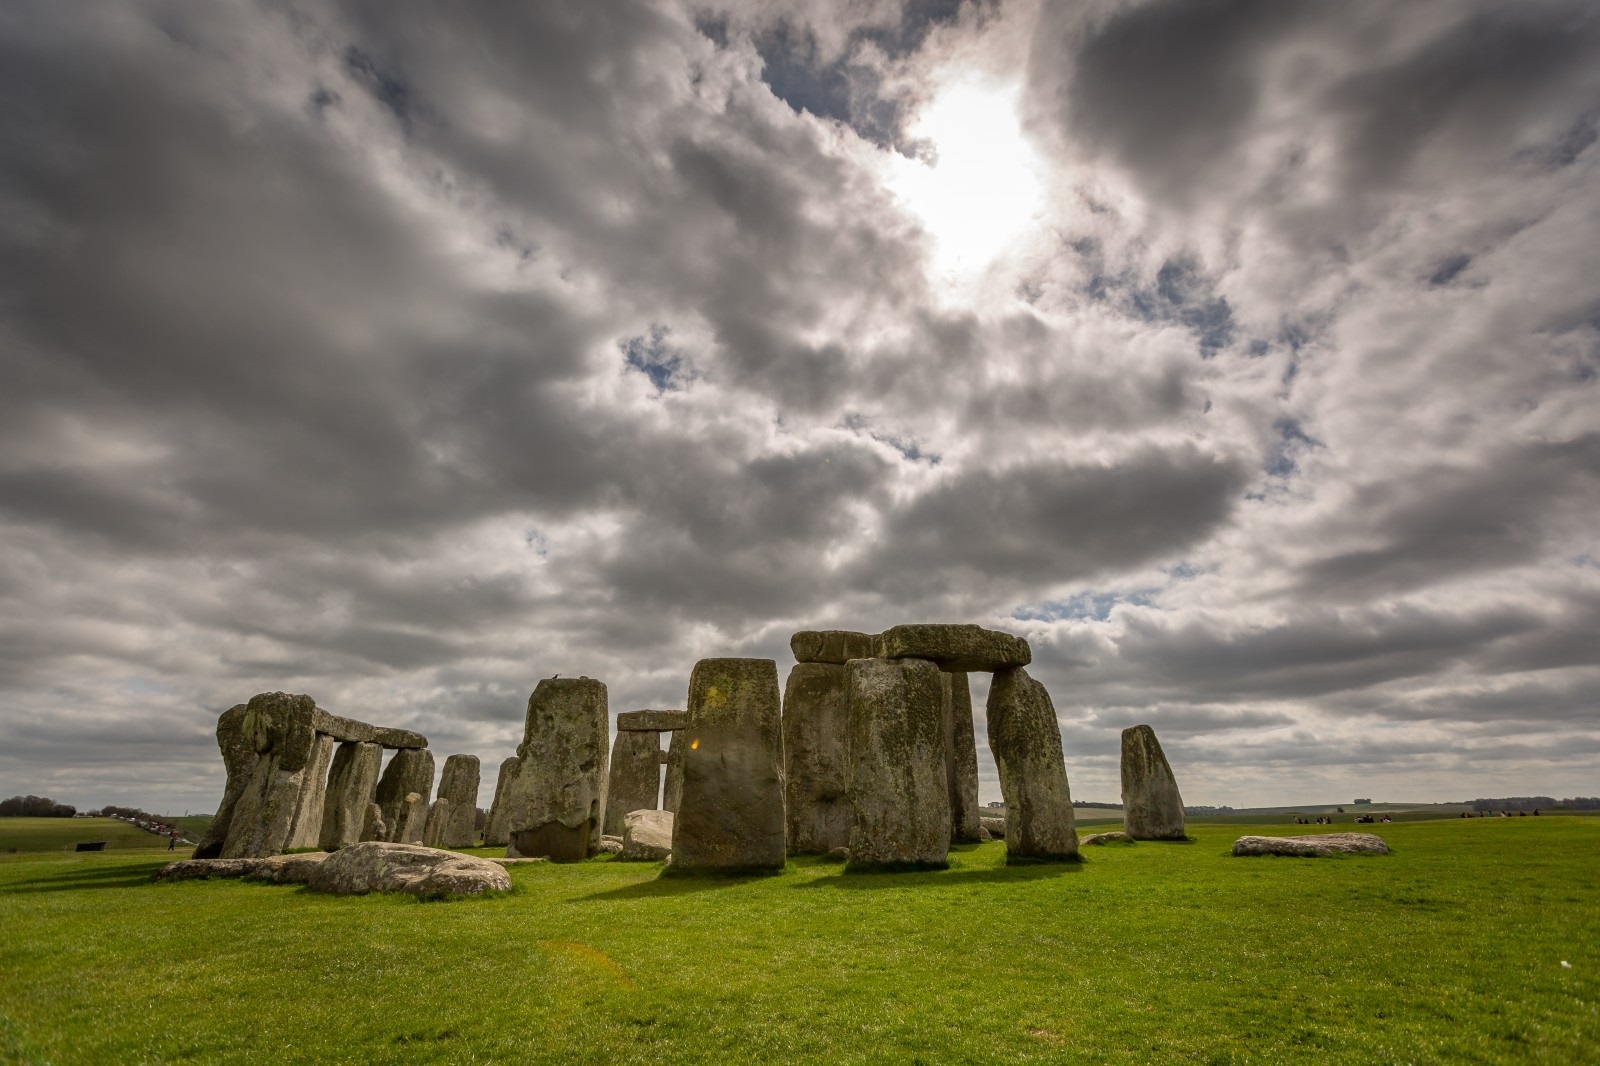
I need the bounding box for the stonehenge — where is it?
[783,660,853,854]
[501,677,610,861]
[196,692,428,860]
[987,668,1079,862]
[670,657,786,873]
[1120,724,1187,840]
[374,748,435,844]
[601,712,683,837]
[434,754,481,849]
[876,624,1031,673]
[943,672,982,844]
[845,657,951,870]
[319,740,383,852]
[481,756,519,848]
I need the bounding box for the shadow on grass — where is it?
[793,860,1084,890]
[0,860,168,895]
[571,870,777,902]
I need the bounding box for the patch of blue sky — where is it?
[621,325,689,393]
[1012,591,1154,623]
[523,529,549,557]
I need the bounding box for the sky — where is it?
[2,0,1597,815]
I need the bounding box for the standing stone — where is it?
[1121,724,1186,840]
[987,668,1078,862]
[422,798,451,848]
[481,756,520,848]
[845,657,951,870]
[193,705,252,859]
[397,792,427,845]
[501,677,609,861]
[662,730,685,815]
[374,748,435,843]
[436,754,481,848]
[284,732,337,850]
[318,741,383,851]
[782,662,851,855]
[362,802,387,843]
[221,692,322,859]
[943,672,982,844]
[669,658,786,874]
[604,730,663,836]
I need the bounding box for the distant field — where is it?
[2,817,1595,1063]
[0,817,183,854]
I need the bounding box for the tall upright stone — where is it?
[422,797,451,848]
[481,756,520,848]
[669,658,786,874]
[501,677,609,861]
[987,668,1078,862]
[397,792,427,845]
[782,662,851,854]
[284,732,337,850]
[374,748,435,843]
[319,741,383,851]
[846,657,951,870]
[436,754,481,848]
[943,672,982,844]
[193,704,252,859]
[604,730,663,836]
[662,730,685,814]
[220,692,321,859]
[1121,724,1186,840]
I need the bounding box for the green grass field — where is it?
[0,818,191,855]
[2,817,1595,1064]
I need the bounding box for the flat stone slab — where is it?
[1232,833,1390,857]
[250,851,331,882]
[155,858,265,882]
[621,809,673,861]
[306,842,511,896]
[875,624,1031,673]
[1081,831,1132,846]
[616,709,687,732]
[790,630,876,664]
[980,816,1006,839]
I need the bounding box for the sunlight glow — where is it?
[888,81,1045,279]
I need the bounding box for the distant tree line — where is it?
[1075,800,1123,809]
[1469,797,1600,812]
[0,795,77,818]
[1184,805,1235,814]
[91,804,164,823]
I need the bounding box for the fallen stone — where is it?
[155,858,263,882]
[603,729,663,837]
[436,754,481,848]
[782,662,852,855]
[481,756,520,848]
[488,857,550,865]
[943,672,982,843]
[499,677,609,860]
[1232,833,1390,857]
[1081,831,1132,846]
[789,630,877,664]
[875,624,1031,673]
[845,657,951,870]
[374,748,435,843]
[248,851,330,883]
[670,658,786,874]
[306,841,511,897]
[319,740,384,851]
[596,835,624,855]
[987,668,1078,862]
[621,809,674,861]
[980,816,1006,839]
[616,709,687,732]
[1121,724,1186,841]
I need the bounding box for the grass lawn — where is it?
[1,818,1595,1064]
[0,818,186,855]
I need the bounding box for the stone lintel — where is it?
[875,624,1031,673]
[616,709,687,732]
[790,630,877,664]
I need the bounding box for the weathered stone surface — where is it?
[374,748,435,843]
[284,732,336,850]
[1082,831,1132,846]
[319,741,384,851]
[219,753,305,859]
[1121,724,1186,841]
[845,657,952,870]
[362,802,387,843]
[603,730,663,836]
[987,668,1078,862]
[943,672,982,843]
[790,630,877,664]
[621,809,674,861]
[306,841,510,897]
[155,858,263,881]
[397,792,427,845]
[248,851,330,883]
[980,816,1006,839]
[875,624,1031,673]
[422,798,451,848]
[498,677,609,860]
[481,756,519,847]
[192,705,252,859]
[616,709,687,732]
[978,826,993,842]
[670,658,786,873]
[596,836,624,855]
[662,730,685,814]
[436,755,481,848]
[782,662,852,855]
[1232,833,1390,857]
